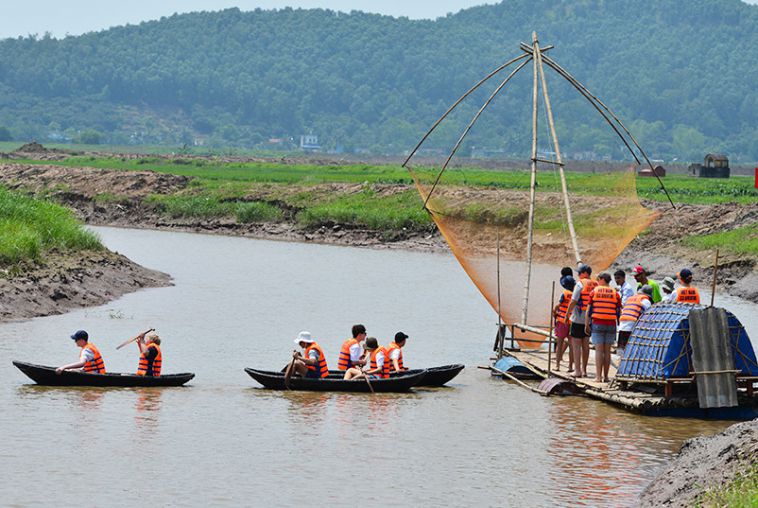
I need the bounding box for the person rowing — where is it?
[343,337,389,380]
[288,331,329,379]
[55,330,106,375]
[136,331,162,377]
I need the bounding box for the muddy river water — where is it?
[2,227,756,507]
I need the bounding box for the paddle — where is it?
[116,328,155,350]
[363,371,375,394]
[283,351,297,390]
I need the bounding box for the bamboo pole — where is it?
[422,58,532,209]
[521,32,540,326]
[490,366,548,396]
[710,249,720,307]
[513,322,557,340]
[548,280,556,375]
[402,53,531,168]
[534,40,581,264]
[497,227,504,359]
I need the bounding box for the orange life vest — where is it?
[675,287,700,304]
[579,278,598,311]
[369,347,390,379]
[337,338,358,370]
[385,342,404,372]
[589,286,621,322]
[82,343,106,374]
[305,342,329,378]
[137,343,162,377]
[555,290,573,322]
[620,294,651,322]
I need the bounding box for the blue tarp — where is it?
[617,303,758,380]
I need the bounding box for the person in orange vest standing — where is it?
[56,330,106,374]
[617,285,653,357]
[674,268,701,304]
[584,273,622,383]
[386,332,409,373]
[553,275,575,373]
[565,264,598,378]
[337,324,367,371]
[290,331,329,379]
[136,332,162,377]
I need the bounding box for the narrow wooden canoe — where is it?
[13,361,195,387]
[246,368,427,392]
[325,364,465,387]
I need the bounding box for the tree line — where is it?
[0,0,756,161]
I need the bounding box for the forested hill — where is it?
[1,0,757,161]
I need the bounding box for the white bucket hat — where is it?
[294,331,314,345]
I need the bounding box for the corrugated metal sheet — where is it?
[688,307,738,409]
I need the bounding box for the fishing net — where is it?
[405,44,662,347]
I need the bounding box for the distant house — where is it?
[689,154,730,178]
[639,165,666,177]
[300,134,320,152]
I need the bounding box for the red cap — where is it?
[632,265,645,275]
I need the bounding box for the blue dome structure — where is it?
[617,303,758,381]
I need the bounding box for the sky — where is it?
[1,1,497,39]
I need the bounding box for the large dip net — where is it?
[404,34,671,347]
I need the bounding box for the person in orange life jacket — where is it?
[386,331,408,373]
[617,285,653,357]
[674,268,701,304]
[584,273,622,383]
[56,330,107,375]
[290,331,329,379]
[552,275,575,373]
[343,337,388,380]
[136,332,162,377]
[337,324,367,371]
[565,264,597,378]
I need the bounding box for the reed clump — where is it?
[0,186,102,268]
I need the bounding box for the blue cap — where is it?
[70,330,88,341]
[578,264,592,275]
[679,268,693,279]
[560,276,576,291]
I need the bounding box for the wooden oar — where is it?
[283,352,297,390]
[363,372,375,394]
[116,328,155,350]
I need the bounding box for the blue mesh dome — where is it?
[617,303,758,381]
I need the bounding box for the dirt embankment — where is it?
[0,250,171,324]
[639,418,758,507]
[1,160,756,305]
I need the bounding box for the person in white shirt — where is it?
[613,269,635,306]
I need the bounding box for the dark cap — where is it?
[560,267,573,277]
[679,268,693,279]
[365,337,379,350]
[640,285,654,297]
[560,276,576,291]
[394,332,409,342]
[578,264,592,275]
[70,330,88,341]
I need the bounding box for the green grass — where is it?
[0,186,102,268]
[684,222,758,257]
[146,194,283,223]
[9,154,756,205]
[697,463,758,508]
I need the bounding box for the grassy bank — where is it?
[10,155,758,205]
[698,463,758,507]
[684,223,758,257]
[0,186,102,269]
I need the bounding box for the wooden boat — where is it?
[392,364,465,386]
[13,361,195,387]
[245,368,427,392]
[325,364,464,387]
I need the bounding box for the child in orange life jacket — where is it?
[552,275,575,373]
[674,268,701,304]
[344,337,388,380]
[56,329,107,374]
[584,272,621,383]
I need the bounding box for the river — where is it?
[1,227,756,507]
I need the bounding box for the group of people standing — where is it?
[288,324,409,380]
[553,264,700,383]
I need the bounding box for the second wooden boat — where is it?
[246,368,427,392]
